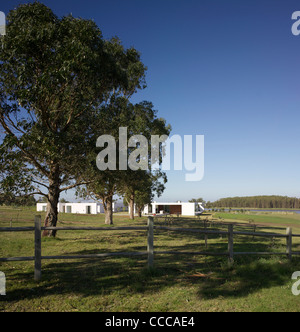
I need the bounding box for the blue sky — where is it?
[2,0,300,202]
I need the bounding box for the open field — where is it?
[1,207,300,312]
[214,211,300,229]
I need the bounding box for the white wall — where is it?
[96,203,123,213]
[181,203,196,216]
[60,203,99,214]
[37,202,126,214]
[37,203,99,214]
[129,204,149,216]
[37,203,47,212]
[143,205,150,215]
[143,202,197,216]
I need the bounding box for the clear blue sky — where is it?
[2,0,300,202]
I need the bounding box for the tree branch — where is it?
[0,114,50,178]
[31,179,49,190]
[23,191,48,198]
[59,181,92,193]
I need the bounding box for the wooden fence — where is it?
[0,215,300,281]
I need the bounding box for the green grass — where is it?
[1,207,300,312]
[214,212,300,229]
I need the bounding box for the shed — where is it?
[36,202,121,215]
[130,201,205,217]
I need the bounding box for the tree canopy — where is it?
[208,195,300,209]
[0,2,148,235]
[77,96,171,224]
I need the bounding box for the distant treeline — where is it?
[0,195,36,207]
[208,195,300,209]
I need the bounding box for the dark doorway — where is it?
[86,206,91,214]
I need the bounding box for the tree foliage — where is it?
[210,195,300,209]
[0,2,147,235]
[78,96,171,223]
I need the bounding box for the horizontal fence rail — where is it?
[0,216,300,281]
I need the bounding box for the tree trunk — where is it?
[43,165,60,237]
[104,196,113,225]
[129,193,135,220]
[137,207,142,218]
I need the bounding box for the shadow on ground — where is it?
[1,220,299,307]
[2,246,298,305]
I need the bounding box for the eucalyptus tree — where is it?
[0,3,146,236]
[127,170,167,218]
[77,170,118,225]
[116,101,171,220]
[79,96,171,223]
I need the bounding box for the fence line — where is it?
[0,216,299,281]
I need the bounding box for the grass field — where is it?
[1,207,300,312]
[214,211,300,228]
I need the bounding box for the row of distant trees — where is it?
[0,3,171,236]
[206,195,300,209]
[0,194,36,207]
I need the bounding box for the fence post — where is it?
[252,225,256,241]
[286,227,292,261]
[147,217,154,269]
[228,224,234,265]
[204,219,208,249]
[34,215,42,281]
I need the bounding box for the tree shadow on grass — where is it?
[185,234,298,300]
[4,255,298,306]
[2,230,299,308]
[189,257,297,301]
[2,256,175,304]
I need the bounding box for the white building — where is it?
[130,201,205,217]
[37,202,123,215]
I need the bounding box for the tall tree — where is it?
[77,170,118,225]
[116,101,171,220]
[134,171,167,218]
[0,3,146,236]
[78,96,171,223]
